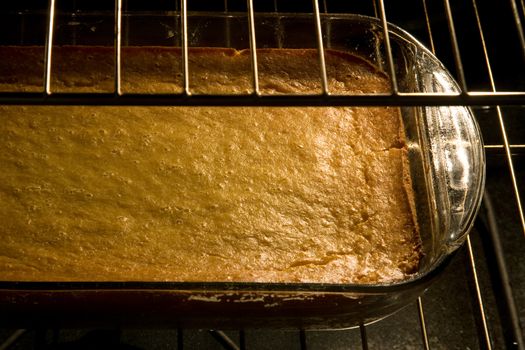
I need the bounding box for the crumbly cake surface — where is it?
[0,47,421,283]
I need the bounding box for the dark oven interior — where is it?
[0,0,524,348]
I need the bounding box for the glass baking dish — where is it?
[0,12,485,328]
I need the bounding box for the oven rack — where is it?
[0,0,524,348]
[0,1,523,107]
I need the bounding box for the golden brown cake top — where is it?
[0,47,420,283]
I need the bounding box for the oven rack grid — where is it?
[0,1,524,107]
[0,0,524,348]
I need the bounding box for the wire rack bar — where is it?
[124,1,131,46]
[492,115,525,237]
[43,0,56,95]
[224,2,232,47]
[181,0,190,95]
[239,330,245,350]
[509,0,525,57]
[372,0,379,19]
[275,15,284,48]
[299,329,307,350]
[247,0,260,95]
[208,330,240,350]
[360,324,369,350]
[19,12,26,45]
[0,329,26,350]
[443,0,468,93]
[471,0,525,236]
[484,144,525,149]
[114,0,122,96]
[377,0,398,94]
[324,11,334,49]
[421,0,435,55]
[483,192,525,349]
[466,235,493,349]
[370,1,385,73]
[312,0,329,95]
[0,92,523,106]
[417,298,430,350]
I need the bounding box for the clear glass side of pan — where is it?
[314,15,485,278]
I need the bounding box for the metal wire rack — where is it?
[0,0,524,348]
[0,0,524,106]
